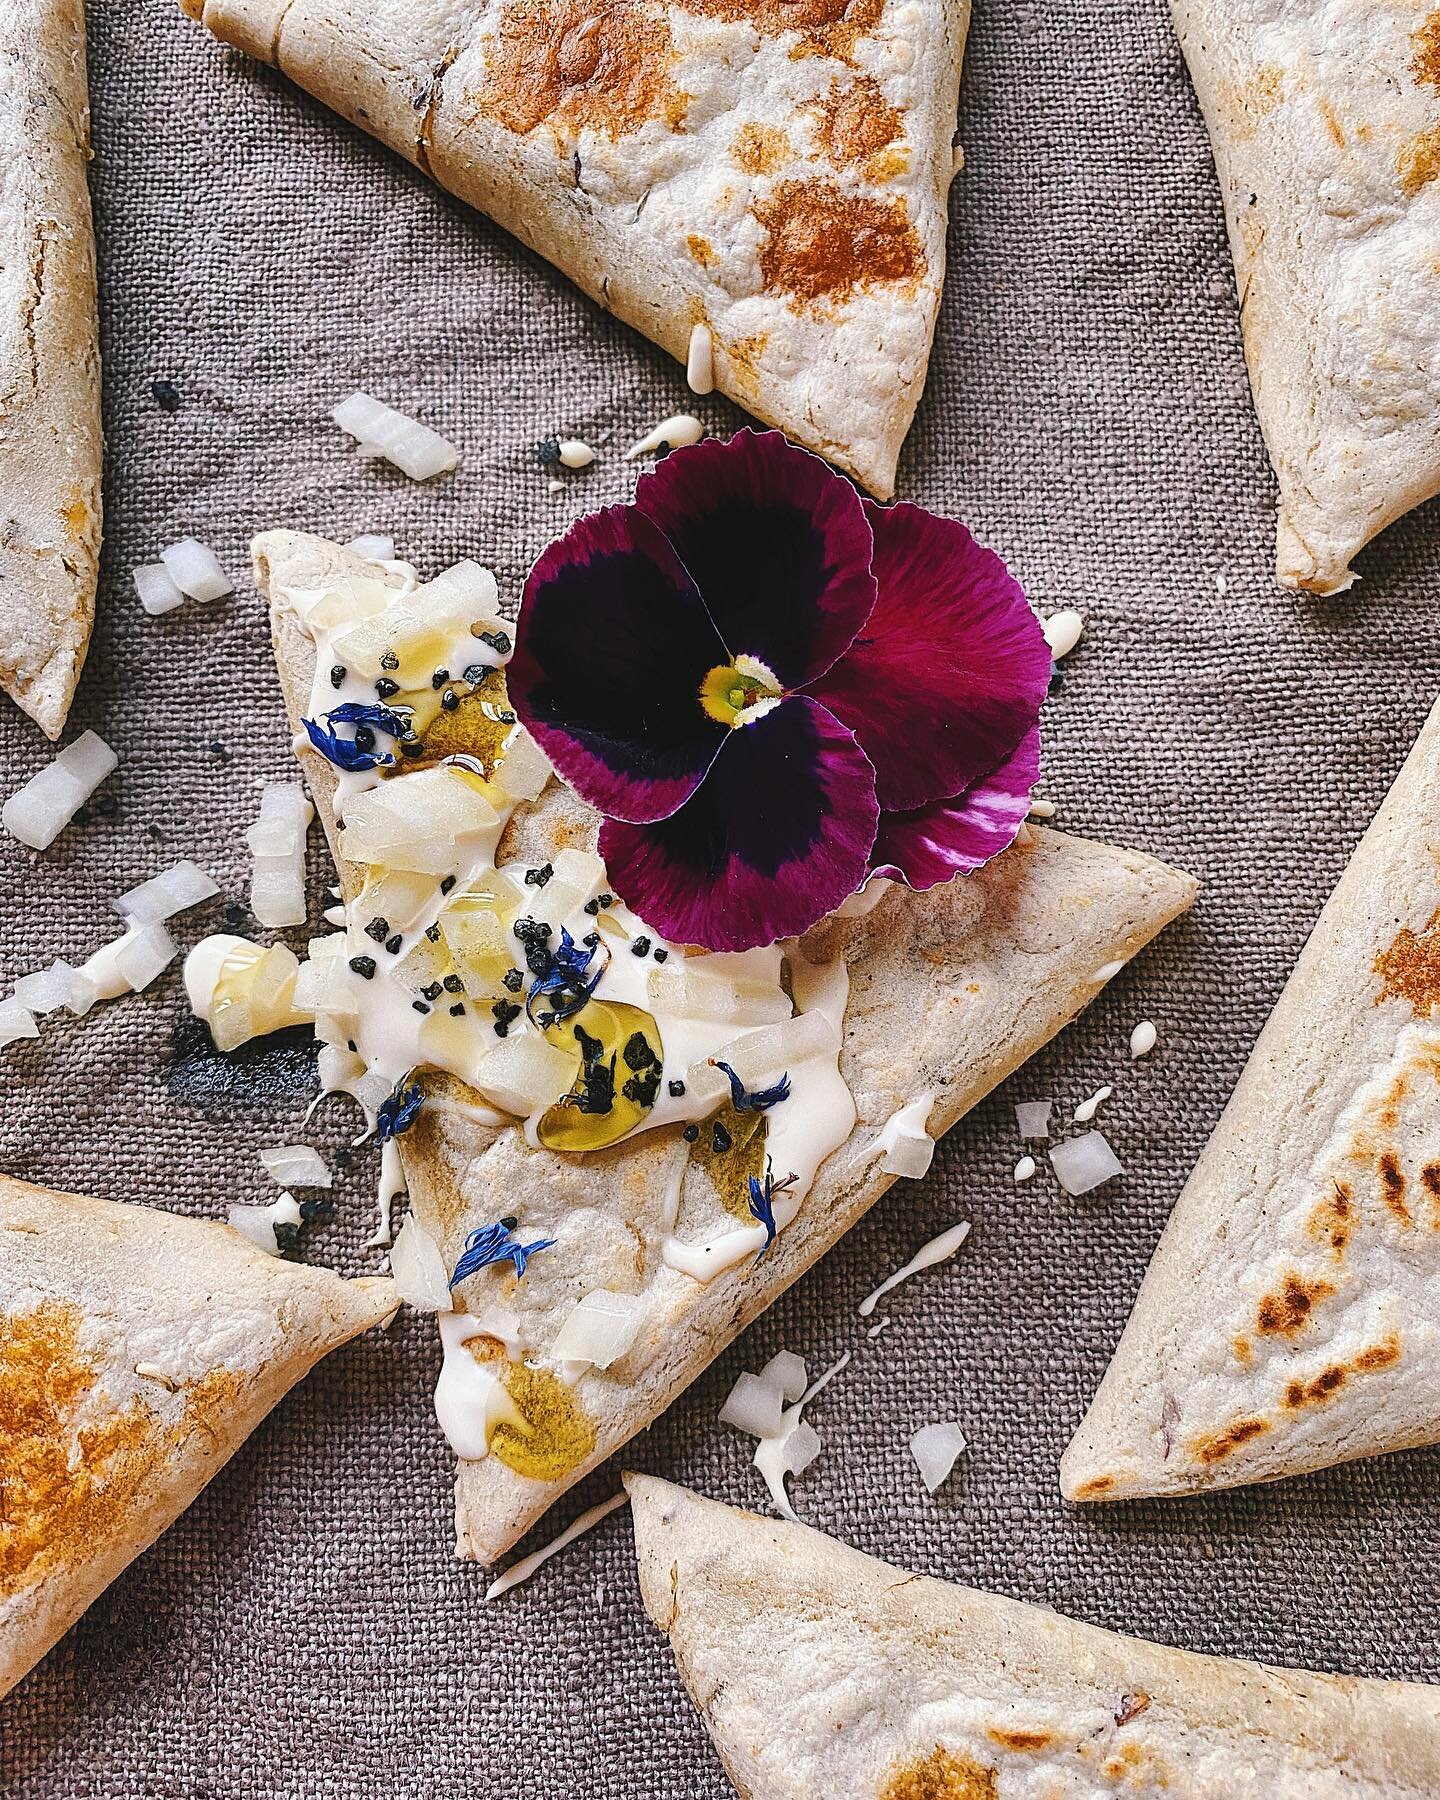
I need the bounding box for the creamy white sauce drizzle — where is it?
[484,1492,629,1601]
[434,1311,526,1459]
[858,1219,971,1319]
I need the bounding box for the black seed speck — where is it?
[653,947,668,962]
[440,875,456,894]
[375,677,399,699]
[631,936,651,957]
[449,1003,465,1016]
[412,1000,431,1014]
[349,955,377,980]
[682,1124,700,1143]
[364,916,389,942]
[421,981,443,1001]
[442,973,464,994]
[441,689,459,712]
[712,1120,732,1154]
[330,664,346,689]
[669,1079,685,1097]
[380,650,400,671]
[384,934,402,955]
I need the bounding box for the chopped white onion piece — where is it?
[495,726,551,802]
[1050,1131,1124,1196]
[13,961,96,1016]
[718,1370,788,1441]
[389,1214,453,1312]
[550,1289,643,1368]
[332,390,459,481]
[259,1144,331,1189]
[160,537,234,602]
[0,998,38,1047]
[471,1031,575,1118]
[1014,1099,1053,1139]
[248,785,312,929]
[345,534,396,561]
[760,1350,808,1403]
[133,561,186,615]
[910,1422,968,1494]
[649,964,792,1028]
[227,1191,303,1258]
[338,766,496,875]
[3,731,118,851]
[113,859,220,923]
[114,922,178,992]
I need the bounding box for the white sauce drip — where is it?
[434,1311,526,1459]
[484,1492,629,1601]
[858,1218,971,1319]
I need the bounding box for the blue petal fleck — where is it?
[715,1061,792,1114]
[303,715,395,772]
[747,1173,778,1260]
[526,926,608,1025]
[450,1218,557,1286]
[376,1081,424,1141]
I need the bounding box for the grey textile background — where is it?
[3,0,1439,1794]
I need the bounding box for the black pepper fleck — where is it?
[502,968,523,993]
[712,1120,732,1154]
[449,1003,466,1016]
[421,981,443,1001]
[668,1079,685,1097]
[442,973,464,994]
[151,378,182,412]
[375,677,399,699]
[440,875,456,894]
[380,650,400,671]
[349,955,377,980]
[631,936,651,957]
[431,668,449,689]
[441,689,459,712]
[364,916,390,943]
[384,934,402,955]
[412,1000,431,1015]
[330,664,346,689]
[653,947,668,962]
[209,740,229,762]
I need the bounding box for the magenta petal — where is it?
[600,697,879,951]
[634,430,876,690]
[807,502,1051,813]
[511,504,729,823]
[870,726,1040,889]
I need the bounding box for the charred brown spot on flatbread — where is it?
[1072,1474,1115,1498]
[686,234,716,267]
[1308,1181,1354,1258]
[475,0,683,140]
[1256,1271,1334,1338]
[1375,913,1440,1013]
[1421,1162,1440,1222]
[813,75,903,170]
[1282,1335,1401,1410]
[676,0,883,62]
[879,1747,998,1799]
[1377,1150,1412,1224]
[986,1729,1054,1753]
[1192,1416,1269,1464]
[1398,125,1440,197]
[1413,11,1440,90]
[755,179,922,307]
[731,122,788,176]
[0,1301,247,1596]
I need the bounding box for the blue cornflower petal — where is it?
[715,1060,792,1113]
[747,1173,778,1260]
[525,926,608,1026]
[303,715,396,772]
[376,1080,424,1141]
[450,1218,557,1286]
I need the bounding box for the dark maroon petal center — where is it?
[599,695,879,951]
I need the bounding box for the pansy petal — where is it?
[870,726,1040,889]
[511,504,729,823]
[807,502,1051,812]
[634,430,876,690]
[600,696,878,951]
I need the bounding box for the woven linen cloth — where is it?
[3,1,1439,1795]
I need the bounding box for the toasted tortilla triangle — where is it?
[256,528,1195,1563]
[0,0,102,738]
[627,1474,1440,1796]
[1177,0,1440,594]
[180,0,970,498]
[0,1174,396,1700]
[1063,695,1440,1504]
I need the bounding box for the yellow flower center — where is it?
[699,653,783,728]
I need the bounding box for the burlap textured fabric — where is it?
[1,1,1437,1796]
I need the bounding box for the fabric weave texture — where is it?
[2,1,1438,1795]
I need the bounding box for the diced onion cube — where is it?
[249,785,312,928]
[0,998,39,1046]
[1050,1130,1124,1196]
[133,561,186,615]
[718,1370,788,1441]
[414,559,498,621]
[357,869,435,935]
[882,1123,935,1181]
[332,391,459,482]
[13,961,97,1016]
[1015,1100,1053,1140]
[113,859,219,923]
[389,1213,453,1311]
[3,731,117,851]
[338,766,499,875]
[910,1422,968,1493]
[160,537,234,602]
[113,922,178,992]
[251,864,307,929]
[259,1144,331,1189]
[344,534,396,562]
[760,1350,808,1403]
[550,1290,643,1369]
[529,848,605,929]
[768,1419,821,1480]
[471,1032,575,1117]
[648,966,792,1028]
[495,727,551,803]
[292,953,360,1022]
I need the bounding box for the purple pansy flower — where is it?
[510,430,1050,952]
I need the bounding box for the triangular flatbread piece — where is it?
[251,529,1194,1562]
[0,0,102,738]
[0,1173,395,1700]
[1177,0,1440,594]
[1063,694,1440,1504]
[628,1474,1440,1797]
[181,0,969,497]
